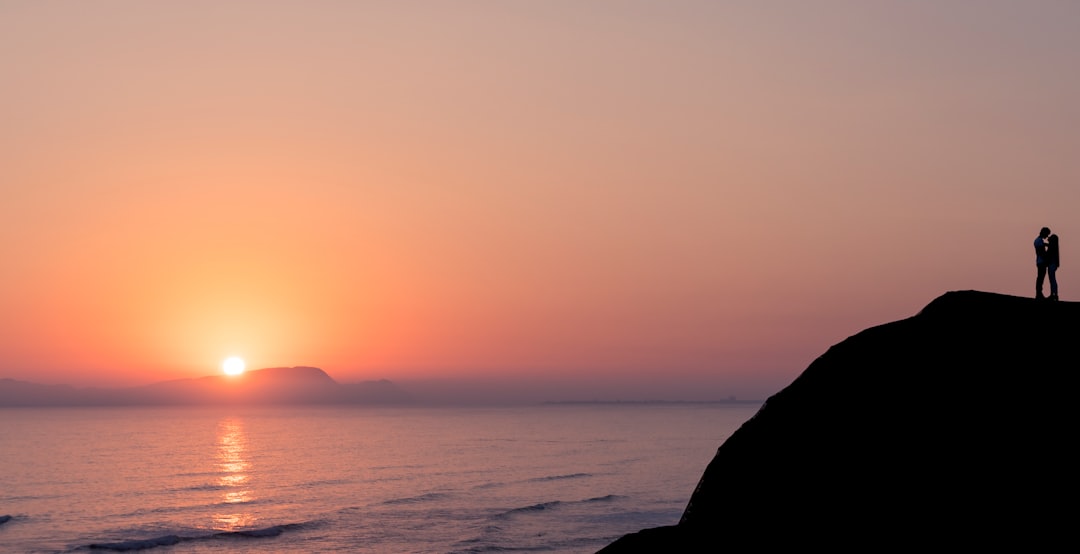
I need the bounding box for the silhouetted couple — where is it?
[1034,227,1060,300]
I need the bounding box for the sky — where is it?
[2,1,1078,401]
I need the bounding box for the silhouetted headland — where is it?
[0,367,410,406]
[600,290,1074,551]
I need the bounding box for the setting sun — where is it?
[222,357,246,376]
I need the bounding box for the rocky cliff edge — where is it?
[600,290,1075,551]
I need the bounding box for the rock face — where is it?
[600,291,1074,551]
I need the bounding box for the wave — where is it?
[451,546,555,553]
[173,471,219,479]
[215,525,294,538]
[452,534,611,554]
[368,463,426,471]
[491,494,624,520]
[451,535,604,554]
[581,494,621,503]
[382,492,453,505]
[525,472,591,482]
[296,478,353,488]
[83,523,304,551]
[0,514,11,525]
[87,535,182,551]
[493,500,563,519]
[471,472,593,492]
[173,483,229,493]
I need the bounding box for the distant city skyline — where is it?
[2,1,1078,401]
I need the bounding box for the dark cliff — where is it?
[600,290,1075,551]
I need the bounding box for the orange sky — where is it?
[2,2,1078,400]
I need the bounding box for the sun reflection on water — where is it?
[214,417,256,530]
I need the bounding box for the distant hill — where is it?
[600,291,1075,551]
[0,367,411,406]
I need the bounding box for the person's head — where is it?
[1040,227,1051,238]
[1049,234,1059,246]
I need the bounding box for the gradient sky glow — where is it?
[2,1,1078,400]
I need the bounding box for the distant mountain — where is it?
[0,367,411,406]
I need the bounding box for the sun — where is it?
[222,356,246,376]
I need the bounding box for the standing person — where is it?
[1047,233,1060,301]
[1035,227,1051,299]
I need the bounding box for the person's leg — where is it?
[1049,265,1058,298]
[1037,264,1047,298]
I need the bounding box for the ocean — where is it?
[0,403,760,553]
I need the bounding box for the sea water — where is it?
[0,403,759,553]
